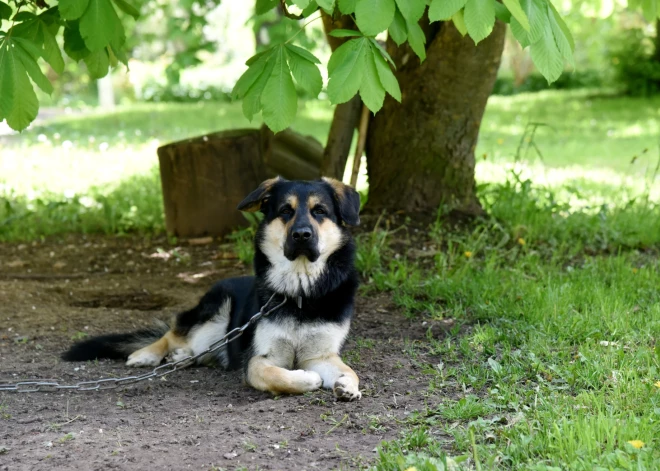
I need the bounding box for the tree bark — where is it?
[320,12,363,180]
[320,96,362,179]
[365,18,506,215]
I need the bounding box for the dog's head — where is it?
[237,177,360,296]
[238,177,360,262]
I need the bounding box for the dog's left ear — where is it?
[237,177,281,212]
[322,177,361,226]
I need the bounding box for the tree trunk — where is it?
[320,96,362,179]
[365,18,506,215]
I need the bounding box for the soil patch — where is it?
[1,235,459,471]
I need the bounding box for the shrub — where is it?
[609,28,660,96]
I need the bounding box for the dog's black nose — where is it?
[292,226,312,242]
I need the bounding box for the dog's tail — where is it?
[61,321,169,362]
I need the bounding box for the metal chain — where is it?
[0,293,287,393]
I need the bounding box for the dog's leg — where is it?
[126,331,186,367]
[300,354,361,401]
[246,356,323,395]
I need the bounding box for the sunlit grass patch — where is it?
[0,168,164,241]
[366,179,660,468]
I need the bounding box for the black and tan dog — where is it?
[63,177,362,401]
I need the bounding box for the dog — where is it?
[63,177,362,401]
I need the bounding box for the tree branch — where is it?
[280,0,304,20]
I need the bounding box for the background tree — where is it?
[1,0,658,214]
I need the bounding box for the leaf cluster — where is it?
[1,0,138,130]
[233,0,579,131]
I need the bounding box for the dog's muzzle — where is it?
[284,224,320,262]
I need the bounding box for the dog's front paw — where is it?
[167,348,194,363]
[126,350,162,367]
[291,370,323,392]
[333,375,361,401]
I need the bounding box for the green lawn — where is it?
[2,89,659,195]
[363,179,660,469]
[480,90,660,174]
[1,90,660,469]
[1,90,659,241]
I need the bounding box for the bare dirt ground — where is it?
[0,235,457,471]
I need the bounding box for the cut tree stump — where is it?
[157,126,323,237]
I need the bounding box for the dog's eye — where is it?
[313,207,326,216]
[280,207,293,215]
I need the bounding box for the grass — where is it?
[2,90,660,242]
[2,90,660,469]
[361,175,660,470]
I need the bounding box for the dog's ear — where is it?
[322,177,361,226]
[237,177,281,212]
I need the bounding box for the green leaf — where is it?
[520,0,545,43]
[13,36,43,61]
[12,12,65,75]
[109,42,128,66]
[510,17,530,48]
[13,11,36,22]
[284,44,321,64]
[406,17,426,61]
[256,0,278,15]
[233,49,275,99]
[11,13,41,41]
[59,0,90,20]
[327,38,368,104]
[530,12,563,83]
[112,0,140,19]
[63,23,91,61]
[395,0,426,22]
[301,1,319,16]
[79,0,125,52]
[245,49,269,66]
[42,23,65,74]
[547,1,574,52]
[494,2,512,23]
[285,46,322,96]
[329,29,363,38]
[355,0,396,36]
[0,41,15,121]
[547,3,573,66]
[371,42,401,101]
[452,9,468,35]
[503,0,530,31]
[464,0,495,44]
[338,0,356,13]
[0,1,12,21]
[262,47,298,133]
[243,55,276,121]
[369,37,395,66]
[360,46,386,112]
[0,37,39,130]
[13,39,53,94]
[388,7,407,45]
[640,0,658,21]
[428,0,466,22]
[83,48,110,79]
[293,0,311,8]
[316,0,335,13]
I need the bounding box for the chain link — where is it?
[0,293,286,393]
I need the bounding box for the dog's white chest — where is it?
[252,318,350,367]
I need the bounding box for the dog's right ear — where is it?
[237,177,281,212]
